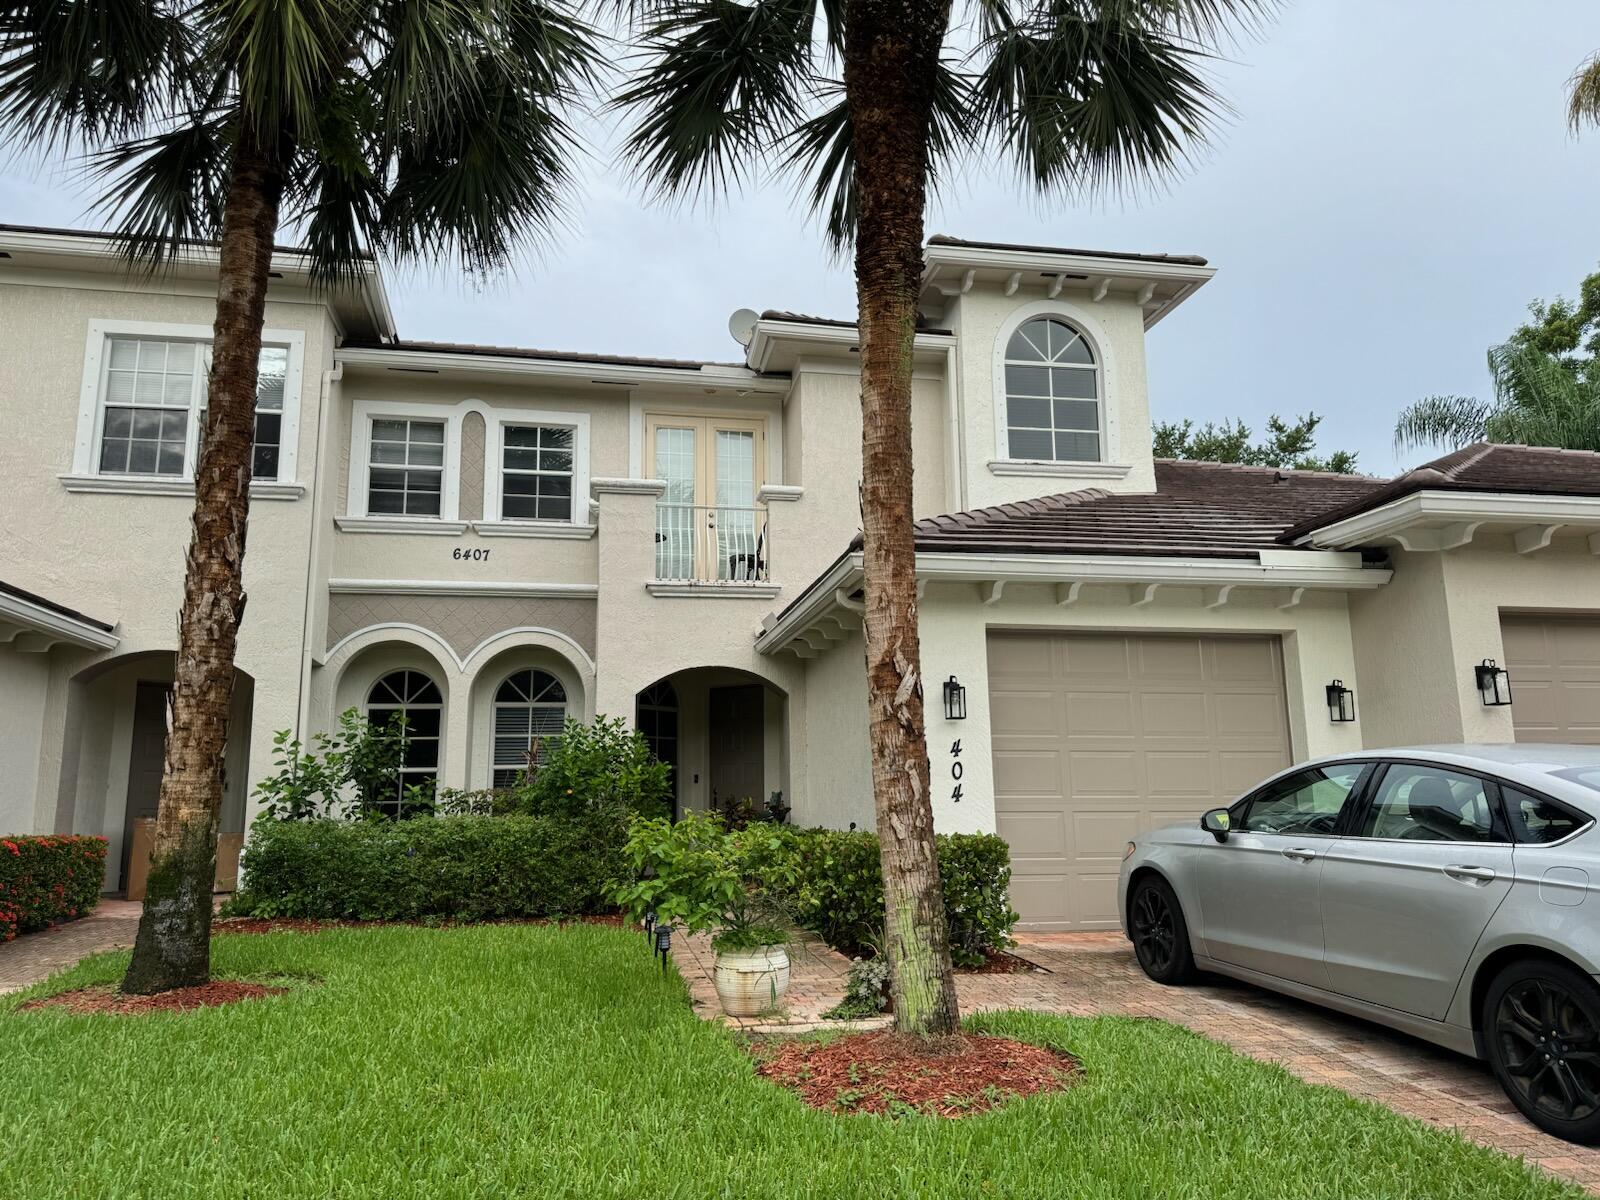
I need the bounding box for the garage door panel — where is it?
[991,631,1291,931]
[1503,615,1600,746]
[992,750,1064,795]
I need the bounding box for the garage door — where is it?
[1500,615,1600,744]
[988,631,1293,931]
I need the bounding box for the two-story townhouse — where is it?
[4,224,1600,933]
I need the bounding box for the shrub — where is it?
[0,834,107,941]
[227,813,625,921]
[756,828,1018,967]
[823,956,891,1020]
[252,708,413,821]
[501,716,673,821]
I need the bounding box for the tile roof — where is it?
[925,234,1209,268]
[896,460,1388,560]
[340,338,747,372]
[1279,443,1600,541]
[0,221,342,260]
[758,310,953,334]
[0,579,115,632]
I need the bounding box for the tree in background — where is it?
[1153,412,1357,472]
[0,0,599,994]
[613,0,1270,1035]
[1394,270,1600,454]
[1570,51,1600,132]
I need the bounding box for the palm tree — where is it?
[614,0,1266,1036]
[1,0,600,994]
[1570,51,1600,132]
[1394,343,1600,455]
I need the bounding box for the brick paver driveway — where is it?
[996,933,1600,1193]
[0,900,142,995]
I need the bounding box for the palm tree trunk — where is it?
[121,136,285,994]
[844,0,960,1038]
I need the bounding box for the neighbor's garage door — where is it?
[1500,615,1600,744]
[988,632,1293,931]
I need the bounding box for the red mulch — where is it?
[755,1031,1078,1117]
[212,913,624,935]
[19,980,286,1015]
[956,949,1043,975]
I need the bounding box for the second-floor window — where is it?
[367,418,446,516]
[1003,316,1101,463]
[500,425,574,522]
[94,335,291,480]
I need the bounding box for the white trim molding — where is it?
[756,484,805,503]
[591,476,667,498]
[472,520,596,540]
[0,589,119,651]
[1292,490,1600,551]
[646,582,782,600]
[58,474,304,501]
[334,515,468,536]
[986,460,1133,480]
[328,578,598,600]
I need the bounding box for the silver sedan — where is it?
[1118,745,1600,1143]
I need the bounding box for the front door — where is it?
[1320,762,1515,1019]
[648,415,765,581]
[122,682,170,889]
[708,685,764,811]
[1194,761,1369,988]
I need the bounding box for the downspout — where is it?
[294,360,342,744]
[943,343,966,513]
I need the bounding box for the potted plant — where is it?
[615,811,794,1016]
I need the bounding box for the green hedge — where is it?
[0,834,107,941]
[228,814,625,921]
[760,828,1018,967]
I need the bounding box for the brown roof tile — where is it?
[340,338,747,372]
[926,234,1209,268]
[1279,443,1600,542]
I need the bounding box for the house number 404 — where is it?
[949,739,963,803]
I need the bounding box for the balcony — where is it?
[652,503,774,595]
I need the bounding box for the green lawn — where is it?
[0,925,1579,1199]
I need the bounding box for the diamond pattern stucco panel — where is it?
[327,593,596,660]
[459,411,486,522]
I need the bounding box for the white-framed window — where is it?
[492,669,568,787]
[1000,316,1102,463]
[346,399,464,525]
[72,320,304,485]
[365,669,443,818]
[484,409,590,529]
[367,418,446,516]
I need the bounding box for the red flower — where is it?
[1,841,19,857]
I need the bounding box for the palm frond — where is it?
[614,0,818,200]
[1569,51,1600,134]
[283,81,385,287]
[1392,394,1491,453]
[972,2,1231,196]
[199,0,358,145]
[0,0,194,150]
[85,114,234,272]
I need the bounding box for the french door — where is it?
[647,415,765,581]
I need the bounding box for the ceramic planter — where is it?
[712,944,790,1017]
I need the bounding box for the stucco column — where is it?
[591,477,667,722]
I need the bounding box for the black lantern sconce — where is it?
[1476,659,1513,707]
[943,675,967,721]
[1325,680,1355,723]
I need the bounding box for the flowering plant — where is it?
[0,834,106,940]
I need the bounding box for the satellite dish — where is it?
[727,308,759,347]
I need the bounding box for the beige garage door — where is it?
[1501,615,1600,744]
[989,631,1293,931]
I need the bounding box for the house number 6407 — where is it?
[452,547,491,562]
[949,739,963,803]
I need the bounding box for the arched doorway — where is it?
[633,668,787,821]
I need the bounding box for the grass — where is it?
[0,924,1581,1199]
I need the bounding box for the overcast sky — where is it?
[3,0,1596,477]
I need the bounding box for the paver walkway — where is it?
[0,900,142,995]
[678,927,1600,1194]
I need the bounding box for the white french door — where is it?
[648,415,765,581]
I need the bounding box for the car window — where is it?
[1356,764,1506,842]
[1238,763,1366,836]
[1501,785,1590,844]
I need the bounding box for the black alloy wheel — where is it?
[1486,960,1600,1143]
[1129,876,1196,986]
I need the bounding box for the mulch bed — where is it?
[754,1031,1078,1117]
[18,980,286,1015]
[212,914,624,935]
[956,949,1045,975]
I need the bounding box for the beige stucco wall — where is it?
[1352,538,1600,746]
[0,650,53,833]
[797,624,874,830]
[945,283,1157,511]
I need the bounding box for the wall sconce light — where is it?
[942,675,967,721]
[1476,659,1513,707]
[1325,680,1356,723]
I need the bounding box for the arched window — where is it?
[1003,317,1100,463]
[365,669,442,817]
[493,670,568,787]
[635,679,679,775]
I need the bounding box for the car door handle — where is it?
[1282,847,1318,862]
[1444,865,1497,884]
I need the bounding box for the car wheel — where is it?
[1484,959,1600,1144]
[1129,875,1197,986]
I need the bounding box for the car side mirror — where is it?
[1200,808,1231,843]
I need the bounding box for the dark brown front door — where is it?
[708,685,764,809]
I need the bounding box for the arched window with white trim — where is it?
[493,670,568,787]
[365,669,442,817]
[1002,316,1101,462]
